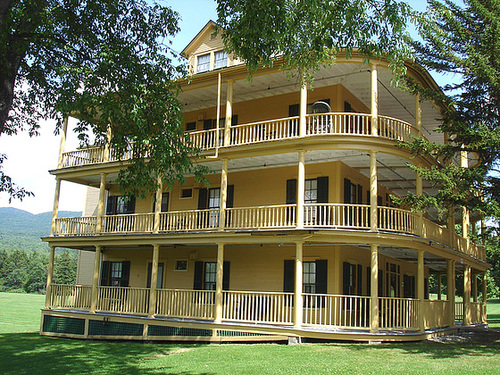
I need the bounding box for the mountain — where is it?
[0,207,81,253]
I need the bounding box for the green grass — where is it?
[1,292,499,375]
[487,299,500,328]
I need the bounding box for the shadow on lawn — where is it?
[0,333,212,375]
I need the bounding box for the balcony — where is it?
[52,203,485,261]
[59,113,417,169]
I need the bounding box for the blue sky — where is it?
[0,0,456,214]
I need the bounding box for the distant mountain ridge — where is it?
[0,207,81,252]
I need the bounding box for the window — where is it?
[304,179,318,204]
[100,261,130,287]
[160,192,169,212]
[175,260,188,271]
[147,263,164,289]
[403,274,415,298]
[214,51,227,69]
[193,261,230,292]
[204,262,217,290]
[197,186,234,226]
[197,53,210,72]
[283,260,327,294]
[303,262,316,293]
[106,195,135,215]
[186,122,196,131]
[181,188,193,198]
[386,262,401,297]
[343,262,357,295]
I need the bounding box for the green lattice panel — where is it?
[88,320,143,336]
[148,325,212,337]
[217,330,268,337]
[42,315,85,335]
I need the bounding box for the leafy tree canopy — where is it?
[0,0,206,200]
[216,0,415,82]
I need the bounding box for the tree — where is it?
[0,249,29,291]
[216,0,415,83]
[0,0,206,201]
[53,250,76,285]
[24,251,48,293]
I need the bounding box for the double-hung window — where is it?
[214,51,227,69]
[197,53,210,72]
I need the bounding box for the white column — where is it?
[219,159,228,229]
[416,166,423,236]
[447,259,456,327]
[463,265,471,326]
[293,241,303,329]
[90,245,102,313]
[417,250,425,332]
[415,93,422,137]
[57,116,69,168]
[214,243,224,323]
[96,173,107,233]
[297,150,305,229]
[148,244,160,317]
[369,151,378,230]
[153,176,162,233]
[370,244,379,333]
[461,150,469,238]
[299,84,307,137]
[104,125,112,162]
[45,246,56,308]
[224,80,233,146]
[50,178,62,236]
[371,64,378,136]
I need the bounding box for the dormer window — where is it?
[197,53,210,72]
[214,51,227,69]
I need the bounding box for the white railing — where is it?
[226,205,296,229]
[61,147,105,167]
[156,289,215,319]
[50,284,92,310]
[379,297,419,330]
[159,209,220,231]
[188,128,225,150]
[304,204,370,229]
[306,113,371,136]
[455,301,464,321]
[54,216,97,235]
[378,207,417,233]
[378,115,417,141]
[303,294,370,328]
[102,213,154,233]
[96,286,150,314]
[222,291,294,324]
[230,117,299,145]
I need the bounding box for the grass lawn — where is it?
[0,292,499,375]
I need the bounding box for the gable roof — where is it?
[181,20,219,57]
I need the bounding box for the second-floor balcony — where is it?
[53,203,485,261]
[59,112,417,168]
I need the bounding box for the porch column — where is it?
[214,243,224,323]
[415,93,422,137]
[96,173,107,233]
[90,245,102,313]
[447,259,456,327]
[104,124,112,162]
[417,250,425,332]
[463,265,471,326]
[153,176,163,233]
[219,159,228,230]
[45,246,56,308]
[370,63,378,136]
[369,151,378,230]
[297,150,305,229]
[437,274,442,300]
[293,241,303,329]
[472,272,478,302]
[461,150,469,239]
[224,79,233,146]
[299,83,307,137]
[148,244,160,317]
[50,178,62,236]
[482,272,488,323]
[448,205,456,246]
[370,244,379,333]
[415,165,423,236]
[57,116,69,168]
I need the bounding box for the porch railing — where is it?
[96,286,150,315]
[424,300,450,329]
[226,205,296,229]
[379,297,419,330]
[159,209,220,231]
[231,117,299,145]
[470,301,484,324]
[156,289,215,320]
[303,204,370,229]
[303,294,370,328]
[55,216,97,235]
[49,284,92,310]
[102,213,154,233]
[455,301,464,321]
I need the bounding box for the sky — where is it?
[0,0,450,214]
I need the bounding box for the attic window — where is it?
[214,51,227,69]
[197,53,210,72]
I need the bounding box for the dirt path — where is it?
[428,326,500,344]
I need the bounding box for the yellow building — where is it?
[41,21,489,342]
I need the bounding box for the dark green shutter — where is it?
[358,185,363,204]
[125,196,135,214]
[289,104,299,117]
[343,262,350,295]
[344,179,351,203]
[366,267,371,296]
[317,177,329,203]
[424,278,429,299]
[231,114,238,125]
[344,101,353,112]
[315,260,328,294]
[198,189,208,209]
[223,261,230,290]
[283,260,294,292]
[193,261,203,290]
[106,196,115,215]
[100,261,110,286]
[357,264,363,295]
[203,119,213,130]
[286,179,297,204]
[378,270,384,296]
[147,263,152,288]
[227,185,234,208]
[120,261,130,287]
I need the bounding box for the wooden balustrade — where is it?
[159,209,220,231]
[61,147,105,167]
[303,294,370,328]
[155,289,215,319]
[188,128,225,150]
[455,301,464,321]
[378,207,417,233]
[379,297,419,330]
[230,117,299,145]
[304,204,370,229]
[424,300,450,329]
[378,115,417,141]
[226,205,296,229]
[55,216,97,235]
[50,284,92,310]
[102,213,154,233]
[222,291,294,324]
[306,113,371,135]
[96,286,150,314]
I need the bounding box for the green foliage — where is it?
[216,0,415,83]
[53,250,76,286]
[0,0,207,200]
